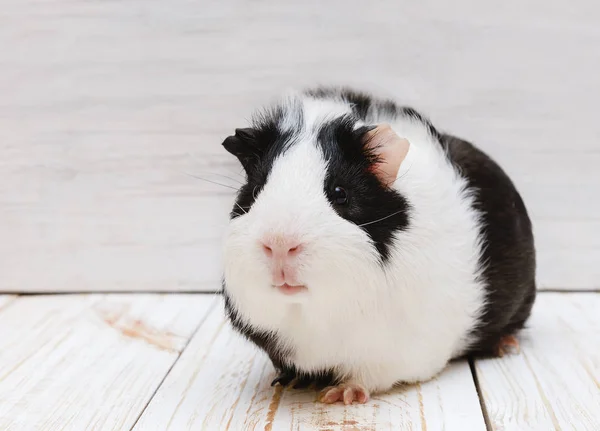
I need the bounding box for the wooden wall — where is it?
[1,0,598,291]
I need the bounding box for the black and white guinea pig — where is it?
[221,87,536,405]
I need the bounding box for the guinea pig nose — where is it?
[261,237,303,259]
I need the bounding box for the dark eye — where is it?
[333,186,348,205]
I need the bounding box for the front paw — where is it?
[318,382,370,405]
[271,369,296,387]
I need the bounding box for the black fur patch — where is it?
[315,116,410,262]
[306,86,442,142]
[223,104,300,219]
[271,365,336,389]
[440,134,537,355]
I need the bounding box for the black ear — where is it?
[222,128,262,173]
[233,128,258,142]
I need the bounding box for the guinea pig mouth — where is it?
[274,283,307,295]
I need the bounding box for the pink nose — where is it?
[261,236,304,286]
[261,237,303,260]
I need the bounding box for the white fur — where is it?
[223,94,486,393]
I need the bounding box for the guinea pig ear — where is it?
[363,124,411,187]
[222,128,262,173]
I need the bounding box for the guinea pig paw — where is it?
[318,383,369,405]
[271,371,295,387]
[495,334,520,357]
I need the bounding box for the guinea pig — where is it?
[221,87,536,405]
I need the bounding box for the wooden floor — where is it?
[0,292,597,431]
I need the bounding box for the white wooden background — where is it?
[1,0,599,292]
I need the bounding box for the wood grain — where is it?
[475,293,600,430]
[1,0,598,291]
[0,294,216,430]
[134,297,486,431]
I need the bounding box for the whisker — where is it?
[358,209,405,227]
[234,202,247,215]
[396,163,414,181]
[384,163,415,187]
[180,171,239,191]
[185,152,246,181]
[225,168,246,180]
[252,185,259,200]
[200,171,245,185]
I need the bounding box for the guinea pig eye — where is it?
[333,186,348,205]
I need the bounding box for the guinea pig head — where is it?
[222,114,411,323]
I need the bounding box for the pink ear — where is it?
[364,124,410,187]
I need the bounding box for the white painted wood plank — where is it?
[1,0,598,290]
[0,133,235,292]
[475,293,600,430]
[134,297,486,431]
[535,221,600,290]
[537,251,600,291]
[0,294,216,431]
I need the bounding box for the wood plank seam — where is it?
[163,318,229,430]
[520,353,562,430]
[469,358,493,431]
[128,295,219,431]
[473,293,600,430]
